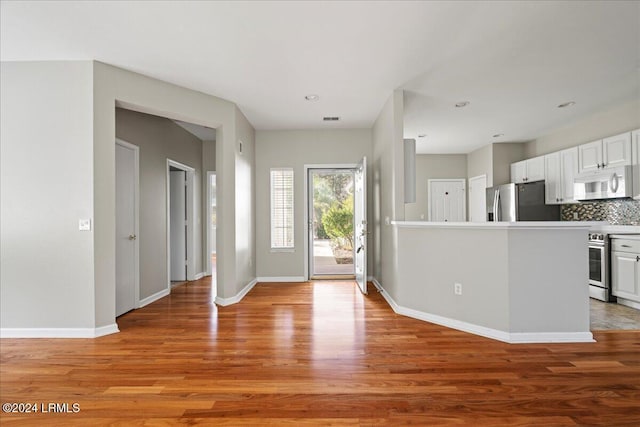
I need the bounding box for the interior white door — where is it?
[115,142,138,317]
[170,170,187,281]
[468,175,487,222]
[429,180,466,222]
[354,157,367,295]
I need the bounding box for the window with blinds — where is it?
[270,168,294,249]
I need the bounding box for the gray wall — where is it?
[115,108,204,299]
[255,129,373,279]
[0,60,255,333]
[405,154,467,221]
[1,61,95,329]
[524,99,640,158]
[492,143,526,186]
[466,142,527,189]
[372,90,405,297]
[467,143,493,187]
[234,107,256,287]
[94,61,253,325]
[395,226,589,336]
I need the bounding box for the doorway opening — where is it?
[308,169,355,279]
[167,159,196,288]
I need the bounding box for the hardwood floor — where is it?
[1,279,640,426]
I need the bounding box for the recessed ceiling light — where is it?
[323,116,340,121]
[557,101,576,108]
[455,101,470,108]
[418,134,427,138]
[305,94,319,101]
[493,133,504,138]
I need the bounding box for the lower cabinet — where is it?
[611,239,640,303]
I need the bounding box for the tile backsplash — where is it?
[561,199,640,225]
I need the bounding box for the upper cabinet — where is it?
[545,147,578,204]
[511,155,545,184]
[578,132,632,173]
[633,129,639,200]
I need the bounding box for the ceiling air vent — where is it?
[323,116,340,121]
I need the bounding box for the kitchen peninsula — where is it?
[384,221,593,343]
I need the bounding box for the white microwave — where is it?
[574,166,633,201]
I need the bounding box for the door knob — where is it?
[128,234,137,240]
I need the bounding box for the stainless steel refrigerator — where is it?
[486,180,560,222]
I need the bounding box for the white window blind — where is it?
[270,168,294,249]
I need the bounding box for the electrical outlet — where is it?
[454,282,462,295]
[78,218,91,231]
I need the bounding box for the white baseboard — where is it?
[138,288,170,308]
[616,297,640,310]
[508,332,595,343]
[215,279,258,306]
[0,323,120,339]
[256,276,306,283]
[194,272,206,280]
[371,277,593,344]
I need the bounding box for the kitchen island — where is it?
[383,221,593,343]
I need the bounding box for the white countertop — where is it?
[392,221,593,230]
[391,221,640,232]
[610,234,640,240]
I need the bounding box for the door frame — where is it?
[206,171,216,276]
[304,163,358,281]
[166,159,196,289]
[468,174,487,223]
[427,178,467,221]
[115,138,140,312]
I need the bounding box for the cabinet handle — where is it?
[637,256,640,262]
[622,244,631,248]
[597,164,601,169]
[602,163,606,168]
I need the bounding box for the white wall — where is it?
[405,154,467,221]
[524,99,640,158]
[1,62,96,329]
[115,108,204,298]
[255,129,373,279]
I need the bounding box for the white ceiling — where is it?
[1,1,638,154]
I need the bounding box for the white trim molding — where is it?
[194,272,206,281]
[215,279,258,306]
[256,276,306,283]
[138,288,170,308]
[0,324,120,339]
[371,278,594,344]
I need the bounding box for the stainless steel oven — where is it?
[588,233,612,301]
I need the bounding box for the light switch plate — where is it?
[78,219,91,231]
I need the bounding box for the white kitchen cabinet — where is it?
[578,140,602,173]
[633,129,639,200]
[611,238,640,304]
[578,132,631,173]
[511,155,545,184]
[544,147,578,204]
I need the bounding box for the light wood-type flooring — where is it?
[1,279,640,426]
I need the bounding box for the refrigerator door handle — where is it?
[493,189,499,222]
[496,190,501,221]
